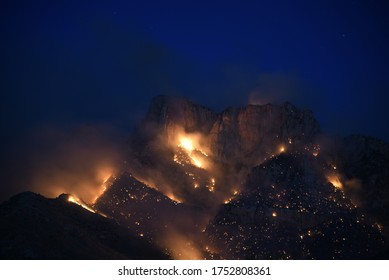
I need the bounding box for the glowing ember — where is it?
[375,223,383,232]
[279,146,285,153]
[272,212,277,217]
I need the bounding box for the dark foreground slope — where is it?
[0,192,168,259]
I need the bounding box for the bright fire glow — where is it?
[68,195,96,213]
[280,146,285,153]
[164,233,203,260]
[179,137,195,152]
[224,189,239,204]
[328,175,343,189]
[174,133,210,169]
[166,192,182,204]
[191,156,203,168]
[272,212,277,217]
[91,168,113,203]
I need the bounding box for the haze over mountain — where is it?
[1,96,388,259]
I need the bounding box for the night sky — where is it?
[1,0,389,200]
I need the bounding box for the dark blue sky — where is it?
[1,0,389,200]
[2,0,389,139]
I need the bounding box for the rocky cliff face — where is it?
[129,96,322,200]
[208,102,320,164]
[143,95,218,141]
[140,96,320,164]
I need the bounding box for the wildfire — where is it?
[68,195,96,214]
[91,169,113,203]
[328,175,343,190]
[191,156,203,168]
[206,178,216,192]
[179,137,195,152]
[224,189,240,204]
[164,233,203,260]
[174,134,209,169]
[166,192,182,204]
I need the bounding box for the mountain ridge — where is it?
[1,95,388,259]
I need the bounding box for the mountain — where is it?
[1,95,388,259]
[122,95,388,259]
[206,153,384,259]
[0,191,168,259]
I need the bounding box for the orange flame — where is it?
[68,195,96,213]
[174,133,210,169]
[328,175,343,189]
